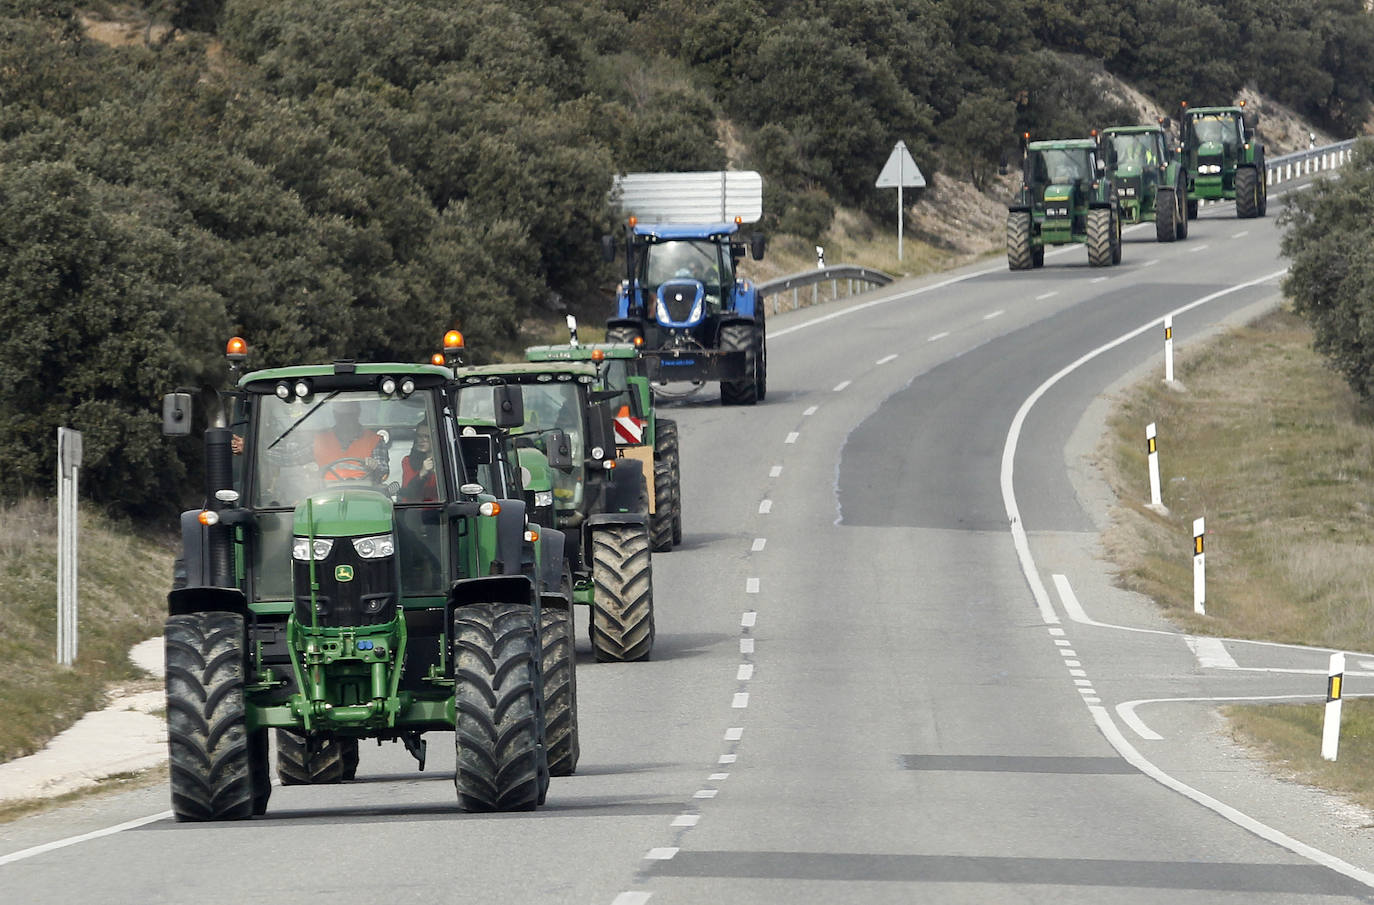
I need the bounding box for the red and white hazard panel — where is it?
[613,405,645,444]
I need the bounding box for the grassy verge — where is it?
[1100,304,1374,803]
[0,497,173,764]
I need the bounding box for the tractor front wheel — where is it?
[590,525,655,662]
[1086,208,1114,267]
[453,603,547,812]
[165,612,254,821]
[1155,188,1178,242]
[651,457,674,552]
[1187,197,1199,220]
[1236,166,1261,219]
[656,418,683,545]
[275,731,359,785]
[606,325,642,346]
[1006,211,1033,271]
[540,608,579,776]
[719,324,760,405]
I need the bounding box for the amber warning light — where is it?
[225,336,247,360]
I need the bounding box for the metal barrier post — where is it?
[57,427,83,666]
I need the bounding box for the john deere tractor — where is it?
[526,326,682,553]
[1007,137,1122,269]
[1179,101,1267,219]
[452,359,656,662]
[1099,123,1188,242]
[160,338,563,819]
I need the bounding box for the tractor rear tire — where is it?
[1257,160,1268,216]
[754,304,768,401]
[165,612,254,821]
[1236,166,1261,219]
[1187,197,1199,220]
[1155,188,1178,242]
[590,524,655,662]
[1086,208,1114,267]
[453,602,547,812]
[540,608,579,776]
[651,458,674,552]
[1175,183,1189,239]
[275,731,359,785]
[1032,246,1044,268]
[719,324,759,405]
[656,418,682,545]
[1006,211,1033,271]
[249,729,271,815]
[606,326,642,346]
[1111,208,1122,264]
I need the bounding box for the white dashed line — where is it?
[719,754,737,764]
[751,538,766,552]
[1083,697,1101,704]
[1233,230,1250,239]
[671,815,700,827]
[740,639,754,654]
[833,380,851,392]
[1049,627,1066,636]
[983,309,1004,320]
[611,893,653,905]
[1090,276,1107,283]
[785,432,799,444]
[1063,658,1080,666]
[710,773,730,781]
[724,727,744,741]
[732,693,750,708]
[737,664,754,680]
[758,499,772,514]
[1078,688,1097,696]
[1074,679,1093,687]
[1035,292,1057,301]
[928,331,950,342]
[645,848,679,860]
[803,406,818,416]
[1055,639,1071,647]
[1069,669,1086,677]
[746,578,760,594]
[769,465,782,478]
[876,354,898,365]
[1140,259,1159,268]
[694,789,719,799]
[1190,244,1209,252]
[741,611,757,627]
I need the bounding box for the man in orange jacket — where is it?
[314,401,387,482]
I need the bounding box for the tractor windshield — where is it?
[1031,148,1092,185]
[456,381,585,508]
[1190,114,1240,150]
[1110,134,1157,169]
[641,239,726,298]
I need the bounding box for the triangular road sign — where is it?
[875,141,926,188]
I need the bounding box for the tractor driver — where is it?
[314,400,387,483]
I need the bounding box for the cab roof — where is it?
[632,222,741,241]
[240,362,450,391]
[1027,138,1098,151]
[1100,125,1165,135]
[1185,106,1243,116]
[526,342,639,362]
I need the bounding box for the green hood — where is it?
[295,488,394,538]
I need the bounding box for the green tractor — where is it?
[1179,101,1267,219]
[1099,123,1188,243]
[526,325,682,553]
[1006,137,1122,269]
[160,337,565,819]
[452,359,656,663]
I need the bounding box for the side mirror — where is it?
[750,232,766,261]
[494,384,524,429]
[459,434,496,467]
[600,234,616,263]
[162,393,193,437]
[1095,157,1106,175]
[545,429,573,471]
[1243,112,1259,133]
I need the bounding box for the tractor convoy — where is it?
[1006,99,1266,270]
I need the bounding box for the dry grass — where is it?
[1223,701,1374,815]
[0,498,173,763]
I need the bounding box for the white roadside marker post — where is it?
[1193,517,1206,615]
[1164,316,1175,383]
[1322,652,1345,761]
[1146,423,1163,510]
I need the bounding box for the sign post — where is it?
[875,141,926,262]
[57,427,83,666]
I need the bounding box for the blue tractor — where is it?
[602,219,768,405]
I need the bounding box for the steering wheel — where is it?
[320,457,374,482]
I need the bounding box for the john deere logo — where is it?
[335,565,355,582]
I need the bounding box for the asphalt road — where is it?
[7,189,1374,904]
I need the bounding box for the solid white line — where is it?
[724,727,744,741]
[671,815,700,827]
[983,309,1004,320]
[719,754,737,764]
[740,639,754,654]
[758,499,772,514]
[751,538,766,552]
[612,893,653,905]
[1186,636,1239,669]
[876,354,898,365]
[645,847,679,860]
[0,810,172,867]
[1119,693,1374,741]
[732,693,750,708]
[1035,292,1058,301]
[694,789,719,799]
[737,664,754,680]
[1115,701,1164,740]
[928,331,950,342]
[785,431,800,444]
[741,611,757,627]
[769,465,782,478]
[833,380,851,392]
[803,406,818,416]
[746,578,760,594]
[1090,705,1374,889]
[710,773,730,781]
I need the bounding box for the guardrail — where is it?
[1267,139,1359,186]
[756,264,894,314]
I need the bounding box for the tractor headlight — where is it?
[292,537,335,561]
[351,534,395,559]
[534,491,554,508]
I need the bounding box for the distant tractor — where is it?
[160,339,556,819]
[1006,137,1122,269]
[1179,101,1267,219]
[1099,123,1188,242]
[602,171,768,405]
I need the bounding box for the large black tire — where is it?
[605,325,642,346]
[754,303,767,401]
[719,323,759,405]
[1031,246,1045,268]
[1187,197,1199,220]
[1235,165,1260,218]
[1175,181,1189,239]
[275,731,359,785]
[589,524,655,662]
[540,608,579,776]
[1110,208,1122,264]
[452,603,547,812]
[1155,188,1178,242]
[1086,208,1114,267]
[1006,211,1033,271]
[249,729,270,816]
[656,418,682,545]
[165,612,254,821]
[1257,158,1267,216]
[650,457,674,552]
